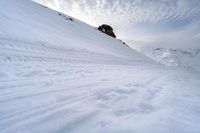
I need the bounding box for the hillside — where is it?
[0,0,200,133]
[138,47,200,71]
[0,0,152,63]
[125,40,200,72]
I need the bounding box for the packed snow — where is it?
[0,0,200,133]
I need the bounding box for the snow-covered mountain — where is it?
[0,0,152,63]
[1,0,200,133]
[135,47,200,72]
[125,39,200,72]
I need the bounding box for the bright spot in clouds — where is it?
[33,0,200,48]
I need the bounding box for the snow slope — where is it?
[0,0,152,62]
[137,47,200,72]
[125,40,200,72]
[1,0,200,133]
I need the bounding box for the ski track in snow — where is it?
[1,0,200,132]
[0,38,131,65]
[1,38,200,133]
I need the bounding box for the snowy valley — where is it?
[0,0,200,133]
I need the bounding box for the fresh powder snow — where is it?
[0,0,200,133]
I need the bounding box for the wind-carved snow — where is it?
[0,0,200,133]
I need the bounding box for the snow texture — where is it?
[131,46,200,72]
[0,0,200,133]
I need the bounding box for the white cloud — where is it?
[128,21,200,48]
[33,0,199,25]
[33,0,200,48]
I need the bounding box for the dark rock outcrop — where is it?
[119,39,130,47]
[58,13,74,22]
[98,24,116,38]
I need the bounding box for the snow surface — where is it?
[126,41,200,72]
[139,47,200,72]
[1,0,200,133]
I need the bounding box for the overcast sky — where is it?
[33,0,200,48]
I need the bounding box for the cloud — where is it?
[154,21,200,48]
[126,21,200,48]
[33,0,200,25]
[33,0,200,48]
